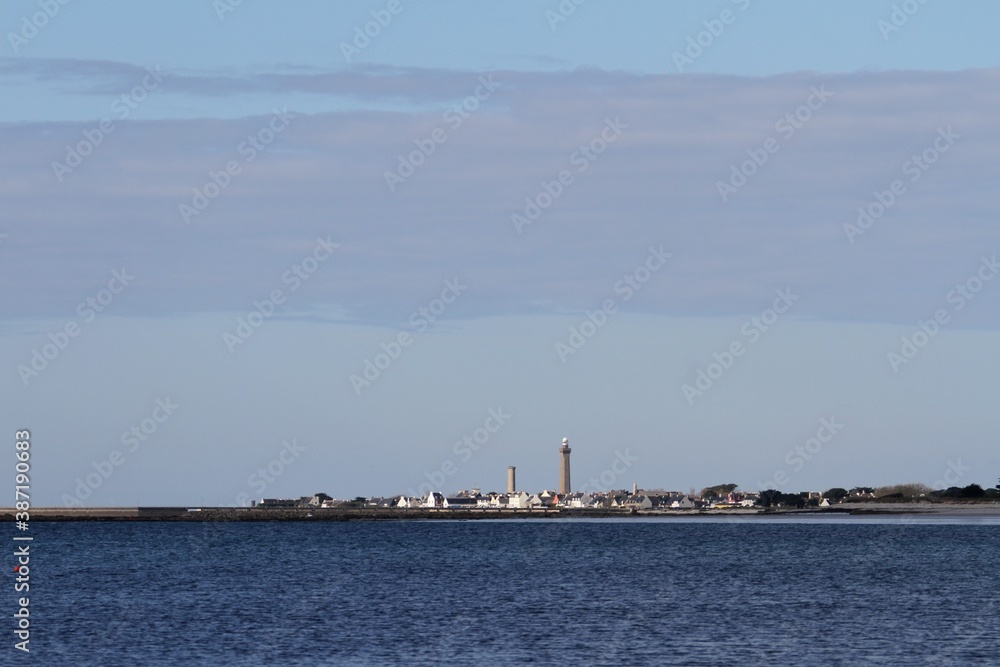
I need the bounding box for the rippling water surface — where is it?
[29,517,1000,665]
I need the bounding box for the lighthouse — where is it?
[559,437,572,495]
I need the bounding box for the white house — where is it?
[491,494,509,508]
[565,493,594,509]
[507,491,530,509]
[670,496,696,509]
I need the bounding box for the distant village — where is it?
[258,486,872,511]
[255,437,998,512]
[256,481,999,512]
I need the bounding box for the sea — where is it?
[18,516,1000,666]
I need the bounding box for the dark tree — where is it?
[960,484,985,498]
[824,487,849,501]
[700,483,738,499]
[759,489,781,508]
[779,493,805,508]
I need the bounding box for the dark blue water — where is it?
[13,518,1000,665]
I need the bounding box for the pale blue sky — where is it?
[2,1,998,505]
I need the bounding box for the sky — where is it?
[2,1,999,506]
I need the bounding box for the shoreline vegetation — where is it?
[3,501,999,522]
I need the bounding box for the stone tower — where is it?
[559,437,572,495]
[507,466,516,494]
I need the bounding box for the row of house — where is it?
[392,489,757,510]
[396,490,558,509]
[260,487,851,511]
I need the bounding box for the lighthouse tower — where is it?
[559,437,572,495]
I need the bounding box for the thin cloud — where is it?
[1,64,998,329]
